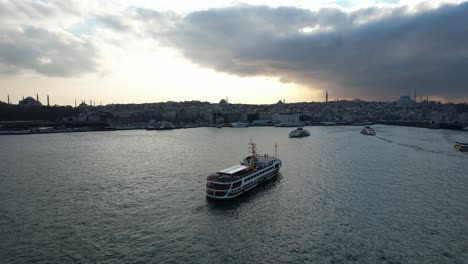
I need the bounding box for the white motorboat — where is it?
[289,127,310,138]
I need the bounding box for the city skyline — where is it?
[0,88,452,107]
[1,0,468,105]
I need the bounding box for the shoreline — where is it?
[0,122,466,136]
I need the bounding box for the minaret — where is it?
[7,94,10,104]
[47,94,50,106]
[36,93,39,102]
[326,91,329,103]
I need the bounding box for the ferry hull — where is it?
[206,169,280,200]
[454,143,468,152]
[289,134,309,138]
[360,130,376,136]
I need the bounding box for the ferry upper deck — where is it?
[207,155,278,182]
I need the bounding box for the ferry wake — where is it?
[206,140,282,200]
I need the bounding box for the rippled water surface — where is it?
[1,126,467,263]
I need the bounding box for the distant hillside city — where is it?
[1,93,468,132]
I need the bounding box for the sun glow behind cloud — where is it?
[101,40,314,104]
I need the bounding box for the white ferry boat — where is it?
[231,122,248,128]
[289,127,310,138]
[206,140,282,200]
[360,126,376,136]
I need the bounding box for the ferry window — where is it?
[213,183,230,190]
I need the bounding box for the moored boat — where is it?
[454,142,468,152]
[146,121,176,130]
[360,126,376,136]
[230,122,248,128]
[289,127,310,138]
[206,140,282,200]
[274,122,305,127]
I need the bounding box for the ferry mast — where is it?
[249,139,257,161]
[275,142,278,158]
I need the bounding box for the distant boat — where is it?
[454,142,468,152]
[289,127,310,138]
[360,126,376,136]
[147,121,176,130]
[231,122,248,128]
[206,140,282,200]
[0,130,32,135]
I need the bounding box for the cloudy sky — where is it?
[1,0,467,105]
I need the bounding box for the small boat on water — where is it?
[289,127,310,138]
[360,126,376,136]
[146,121,176,130]
[231,122,248,128]
[274,122,305,127]
[206,140,282,200]
[454,142,468,152]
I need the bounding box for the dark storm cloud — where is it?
[0,0,97,77]
[0,26,97,77]
[163,3,468,99]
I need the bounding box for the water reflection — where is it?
[1,127,467,263]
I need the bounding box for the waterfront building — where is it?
[258,113,273,121]
[161,110,177,121]
[273,112,301,123]
[224,112,242,123]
